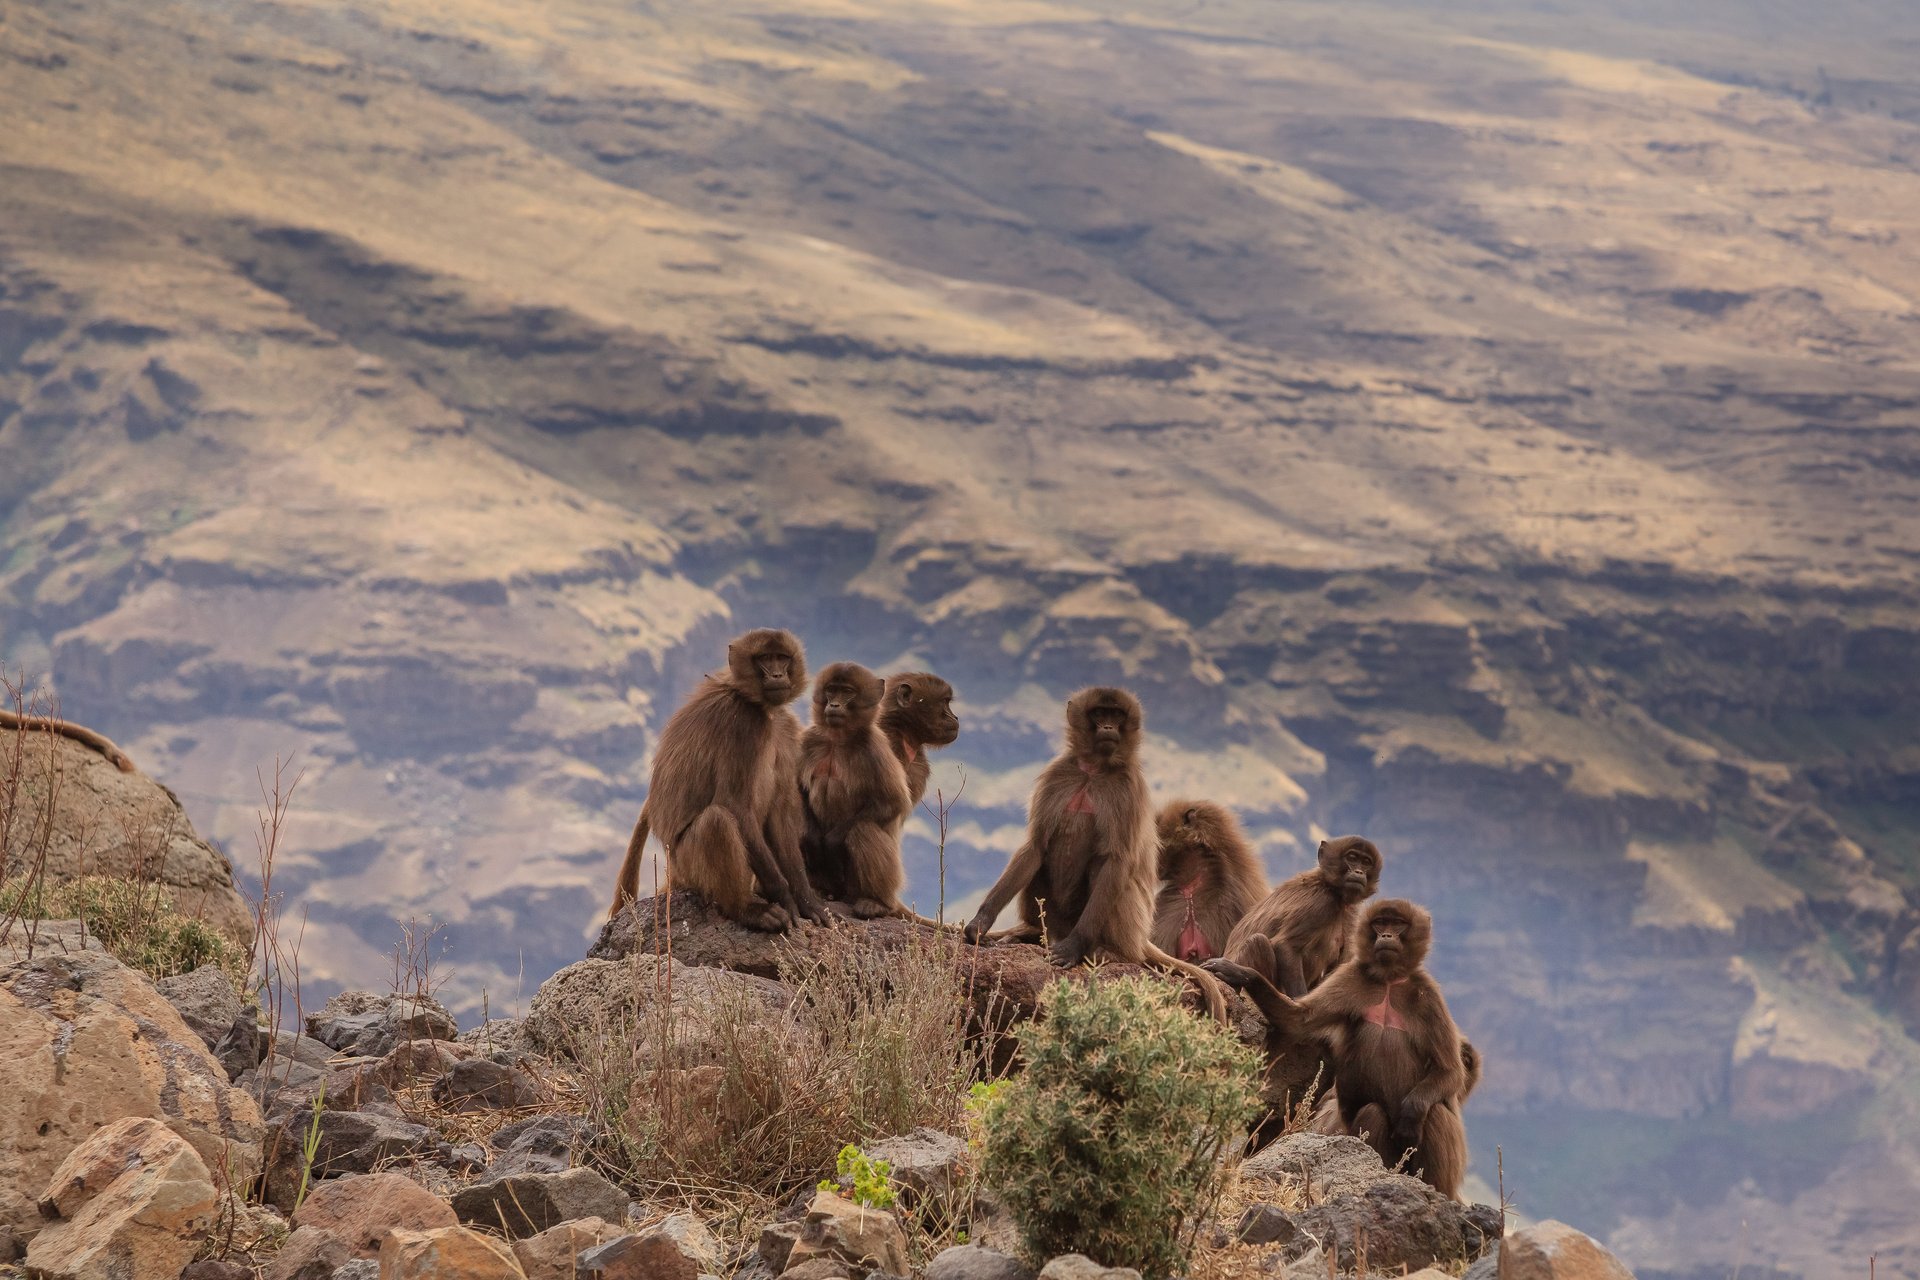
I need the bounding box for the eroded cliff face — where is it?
[2,0,1918,1275]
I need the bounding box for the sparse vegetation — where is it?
[0,872,249,984]
[981,975,1261,1275]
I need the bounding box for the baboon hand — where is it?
[1201,957,1259,990]
[1391,1099,1429,1149]
[963,912,993,945]
[1048,933,1093,968]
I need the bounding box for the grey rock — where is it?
[157,963,244,1050]
[783,1261,855,1280]
[1269,1176,1503,1273]
[485,1113,593,1177]
[450,1166,630,1239]
[181,1262,255,1280]
[264,1109,438,1210]
[430,1057,549,1111]
[642,1211,722,1274]
[456,1017,533,1058]
[1235,1204,1298,1246]
[1240,1132,1397,1201]
[306,991,457,1057]
[1037,1255,1141,1280]
[1462,1254,1499,1280]
[925,1243,1036,1280]
[853,1128,968,1203]
[440,1142,489,1173]
[760,1220,804,1273]
[213,1009,265,1080]
[332,1262,381,1280]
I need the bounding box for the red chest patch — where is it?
[1066,761,1099,815]
[1174,874,1212,962]
[1363,979,1410,1032]
[811,755,838,783]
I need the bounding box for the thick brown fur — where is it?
[1151,800,1268,964]
[963,687,1228,1022]
[1219,835,1380,998]
[0,710,136,773]
[799,662,914,919]
[1208,898,1471,1196]
[608,629,829,932]
[879,672,960,807]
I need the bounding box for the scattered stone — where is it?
[1462,1253,1499,1280]
[291,1170,458,1255]
[852,1128,968,1203]
[24,1116,219,1280]
[379,1224,527,1278]
[924,1243,1036,1280]
[1036,1255,1141,1280]
[1240,1132,1397,1201]
[213,1010,266,1080]
[431,1058,551,1111]
[510,1216,623,1280]
[264,1110,439,1209]
[181,1260,256,1280]
[157,963,245,1050]
[785,1189,911,1278]
[335,1261,382,1280]
[1500,1220,1635,1279]
[0,950,265,1246]
[782,1260,855,1280]
[641,1211,722,1274]
[442,1143,490,1174]
[484,1115,594,1178]
[264,1224,354,1280]
[306,991,458,1057]
[579,1232,701,1280]
[451,1167,630,1239]
[1235,1203,1297,1246]
[458,1018,535,1059]
[381,1040,470,1088]
[759,1220,804,1272]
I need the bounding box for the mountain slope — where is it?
[3,1,1919,1275]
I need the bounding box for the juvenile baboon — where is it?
[1209,898,1471,1196]
[0,710,137,772]
[879,671,960,807]
[607,629,829,932]
[1150,800,1268,964]
[1218,835,1381,998]
[962,687,1228,1022]
[799,662,913,919]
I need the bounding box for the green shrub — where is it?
[0,874,248,986]
[822,1143,897,1209]
[980,975,1260,1275]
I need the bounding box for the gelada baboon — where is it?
[962,687,1228,1022]
[0,710,137,772]
[799,662,913,919]
[608,629,829,932]
[1151,800,1268,963]
[1218,835,1380,998]
[878,672,960,807]
[1210,898,1471,1196]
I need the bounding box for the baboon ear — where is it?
[1318,839,1329,855]
[896,684,914,704]
[727,643,738,660]
[1184,807,1198,824]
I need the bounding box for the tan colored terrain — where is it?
[3,0,1919,1274]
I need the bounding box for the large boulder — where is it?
[23,1115,219,1280]
[1500,1220,1637,1279]
[785,1189,911,1278]
[289,1170,459,1255]
[0,949,264,1250]
[380,1225,528,1278]
[591,892,1240,1031]
[523,952,789,1063]
[263,1109,439,1210]
[0,725,252,940]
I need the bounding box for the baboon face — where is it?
[1360,899,1431,975]
[813,662,883,731]
[1067,687,1141,762]
[886,674,959,747]
[1319,836,1382,903]
[727,628,807,706]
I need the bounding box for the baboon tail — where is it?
[897,907,962,933]
[609,804,651,920]
[1142,942,1230,1023]
[0,710,137,773]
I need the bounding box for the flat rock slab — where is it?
[451,1167,630,1239]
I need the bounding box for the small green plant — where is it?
[0,873,248,985]
[821,1143,897,1210]
[292,1084,326,1214]
[980,976,1261,1275]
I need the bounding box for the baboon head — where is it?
[1155,799,1240,881]
[727,629,807,706]
[812,661,884,732]
[1065,686,1143,765]
[1318,836,1382,904]
[881,672,960,748]
[1357,898,1431,979]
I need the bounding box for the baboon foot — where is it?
[849,897,893,919]
[736,901,792,933]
